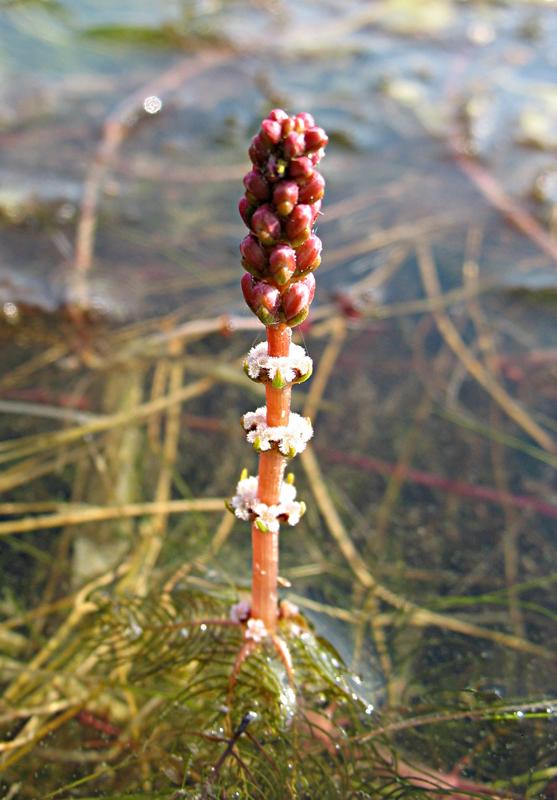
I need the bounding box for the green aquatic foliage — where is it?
[3,583,554,798]
[0,586,378,798]
[79,588,382,798]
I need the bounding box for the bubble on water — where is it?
[143,95,162,114]
[3,302,18,321]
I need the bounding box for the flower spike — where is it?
[238,109,327,328]
[230,110,327,633]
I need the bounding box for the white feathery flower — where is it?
[277,414,313,456]
[279,482,297,505]
[246,427,274,451]
[242,407,313,456]
[242,407,267,431]
[245,617,268,643]
[282,500,303,526]
[252,502,282,533]
[233,476,259,503]
[228,474,306,531]
[245,342,312,384]
[230,475,259,521]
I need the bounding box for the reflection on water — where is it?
[0,0,556,796]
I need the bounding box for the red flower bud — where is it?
[248,134,271,166]
[305,126,329,152]
[269,244,297,286]
[268,108,288,123]
[295,112,315,131]
[261,119,282,145]
[251,203,281,246]
[295,234,322,274]
[298,172,325,204]
[238,197,254,227]
[240,234,268,276]
[309,149,325,166]
[282,273,316,326]
[283,131,306,160]
[281,116,295,137]
[272,180,299,217]
[311,199,322,224]
[289,156,314,182]
[241,273,281,325]
[285,204,312,246]
[243,169,270,202]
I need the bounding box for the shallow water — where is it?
[1,0,557,796]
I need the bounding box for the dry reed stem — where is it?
[0,699,77,725]
[0,498,225,537]
[462,245,527,641]
[0,450,87,494]
[0,399,92,424]
[358,698,557,743]
[0,344,68,392]
[116,158,245,185]
[147,354,171,449]
[301,445,554,660]
[0,704,84,764]
[416,242,556,453]
[324,179,417,223]
[120,336,185,596]
[349,244,409,295]
[285,594,364,625]
[302,316,346,423]
[0,377,214,465]
[0,502,72,514]
[324,212,458,270]
[369,281,497,319]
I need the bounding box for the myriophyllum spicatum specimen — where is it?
[229,110,327,637]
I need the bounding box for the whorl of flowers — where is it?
[239,109,328,326]
[242,407,313,458]
[228,473,306,534]
[244,341,313,389]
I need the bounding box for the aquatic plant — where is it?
[231,108,327,640]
